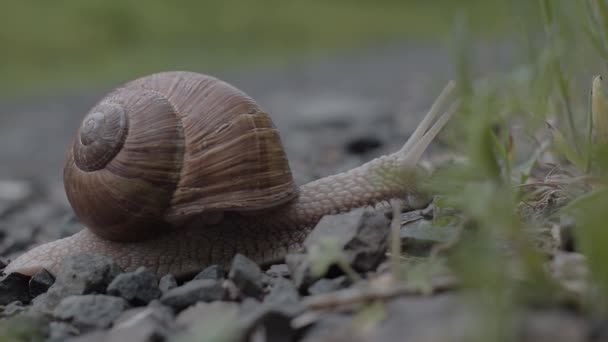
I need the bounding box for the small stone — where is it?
[240,296,298,341]
[47,322,79,342]
[176,301,239,327]
[193,265,225,281]
[159,274,178,294]
[307,276,349,296]
[33,253,122,312]
[175,301,243,341]
[53,294,130,330]
[264,277,303,317]
[304,208,390,272]
[115,300,174,325]
[285,253,316,290]
[107,267,161,305]
[266,264,290,278]
[54,253,122,294]
[110,302,175,341]
[29,269,55,298]
[236,278,303,341]
[160,279,225,311]
[228,254,264,299]
[0,273,31,305]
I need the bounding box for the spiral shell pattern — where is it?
[64,72,296,241]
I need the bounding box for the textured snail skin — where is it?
[7,154,421,278]
[5,74,456,279]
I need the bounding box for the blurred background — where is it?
[1,0,529,94]
[0,0,544,186]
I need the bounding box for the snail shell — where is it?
[64,71,297,242]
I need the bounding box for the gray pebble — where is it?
[53,294,130,330]
[0,273,31,305]
[239,297,297,341]
[107,267,161,305]
[234,278,303,341]
[110,302,175,341]
[29,269,55,298]
[160,279,225,311]
[285,253,316,290]
[159,274,177,294]
[264,277,303,317]
[193,264,225,281]
[176,301,239,328]
[54,254,122,294]
[228,254,264,299]
[304,208,390,272]
[33,254,122,312]
[307,276,349,296]
[266,264,290,278]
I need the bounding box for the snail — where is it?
[5,71,458,279]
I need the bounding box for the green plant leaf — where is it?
[548,123,586,170]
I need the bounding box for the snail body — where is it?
[6,72,458,278]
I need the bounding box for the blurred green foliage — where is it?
[423,0,608,340]
[0,0,520,94]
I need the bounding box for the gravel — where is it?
[286,208,390,290]
[285,253,317,290]
[307,276,349,296]
[264,277,304,317]
[53,294,130,330]
[32,254,122,312]
[160,279,225,311]
[158,273,177,295]
[175,300,239,328]
[106,266,161,306]
[228,254,264,299]
[303,208,391,272]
